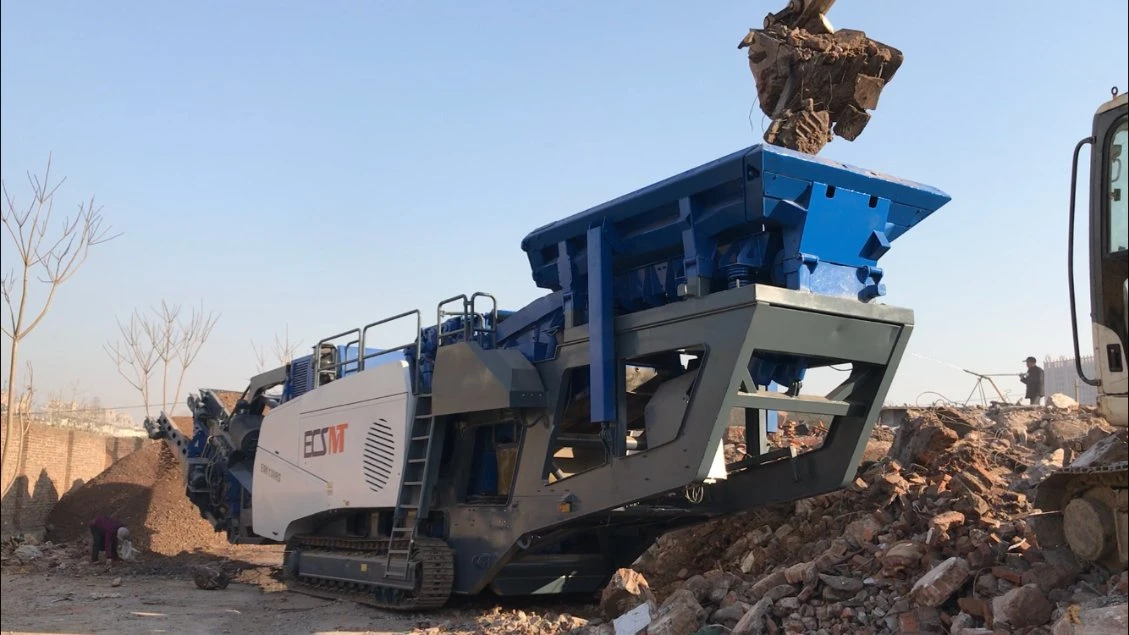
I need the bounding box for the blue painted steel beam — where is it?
[587,221,616,427]
[520,144,950,305]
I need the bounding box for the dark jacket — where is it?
[1020,366,1044,399]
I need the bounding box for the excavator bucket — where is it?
[739,0,904,154]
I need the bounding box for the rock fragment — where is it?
[910,557,971,607]
[600,568,656,620]
[993,583,1054,628]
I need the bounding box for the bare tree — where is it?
[104,310,159,418]
[144,300,182,417]
[1,155,119,480]
[104,300,219,418]
[273,325,303,367]
[250,325,303,372]
[250,339,268,373]
[167,301,220,414]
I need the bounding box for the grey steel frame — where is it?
[431,282,914,595]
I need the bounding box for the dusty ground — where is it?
[0,569,421,635]
[0,543,425,635]
[0,541,594,635]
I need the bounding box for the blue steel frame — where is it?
[520,143,950,434]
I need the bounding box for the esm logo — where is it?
[303,423,348,458]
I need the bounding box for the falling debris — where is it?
[738,0,903,154]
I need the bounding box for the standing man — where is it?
[89,515,129,564]
[1019,356,1045,406]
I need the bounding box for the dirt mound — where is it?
[46,442,232,556]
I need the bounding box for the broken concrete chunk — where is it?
[1021,558,1080,593]
[851,74,886,110]
[679,574,713,605]
[832,104,870,141]
[910,557,971,607]
[1047,393,1079,409]
[882,540,924,572]
[992,583,1054,628]
[731,596,773,635]
[648,588,706,635]
[1052,602,1129,634]
[818,573,864,594]
[13,545,42,561]
[748,525,775,547]
[890,414,959,468]
[844,516,883,545]
[612,602,651,635]
[762,583,798,601]
[740,550,759,574]
[784,561,814,585]
[600,568,656,620]
[710,602,751,628]
[751,570,789,599]
[930,510,966,533]
[764,104,834,155]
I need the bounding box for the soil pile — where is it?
[46,441,233,556]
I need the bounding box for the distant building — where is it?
[1043,355,1098,405]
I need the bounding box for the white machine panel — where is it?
[252,360,414,540]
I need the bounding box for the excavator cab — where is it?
[1070,88,1129,426]
[1036,88,1129,573]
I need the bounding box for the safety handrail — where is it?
[1067,136,1101,387]
[359,309,423,392]
[314,328,361,387]
[470,292,499,348]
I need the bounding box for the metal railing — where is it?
[435,292,498,349]
[310,292,498,394]
[360,309,423,393]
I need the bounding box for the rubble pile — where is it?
[597,400,1128,634]
[0,533,75,568]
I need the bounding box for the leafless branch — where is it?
[250,340,267,373]
[273,325,302,366]
[250,325,303,373]
[167,301,220,415]
[105,300,219,418]
[142,300,182,414]
[2,154,120,484]
[103,311,157,418]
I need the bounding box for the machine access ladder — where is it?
[383,292,499,581]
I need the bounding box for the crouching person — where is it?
[89,515,130,564]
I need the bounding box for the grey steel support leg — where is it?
[441,284,914,596]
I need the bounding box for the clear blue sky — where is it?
[2,1,1127,418]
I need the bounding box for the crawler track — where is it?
[283,535,454,610]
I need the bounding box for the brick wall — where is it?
[1,422,145,536]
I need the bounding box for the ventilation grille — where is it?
[363,418,397,492]
[288,356,314,399]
